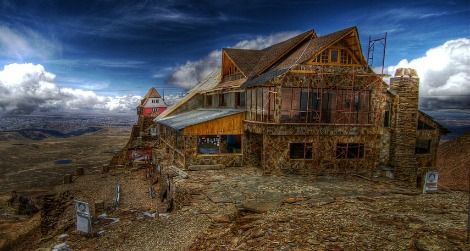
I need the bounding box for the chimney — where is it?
[389,68,419,182]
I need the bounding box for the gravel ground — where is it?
[5,165,469,251]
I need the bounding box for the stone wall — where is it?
[389,68,419,182]
[244,122,382,176]
[243,131,263,168]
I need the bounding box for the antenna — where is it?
[367,32,387,74]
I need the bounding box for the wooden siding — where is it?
[183,113,244,136]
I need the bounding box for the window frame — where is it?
[336,143,365,159]
[289,142,313,160]
[415,139,432,154]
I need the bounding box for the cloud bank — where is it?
[386,38,470,110]
[168,31,299,89]
[0,63,141,115]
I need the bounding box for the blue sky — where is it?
[1,0,468,96]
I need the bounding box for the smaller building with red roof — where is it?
[137,88,167,117]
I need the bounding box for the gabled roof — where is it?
[251,30,315,76]
[222,30,315,79]
[418,110,450,134]
[156,70,220,119]
[275,26,362,69]
[243,27,366,88]
[156,108,244,131]
[143,87,161,99]
[223,49,264,77]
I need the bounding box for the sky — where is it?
[0,0,469,115]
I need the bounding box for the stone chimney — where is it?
[389,68,419,182]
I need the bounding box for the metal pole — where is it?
[381,32,387,75]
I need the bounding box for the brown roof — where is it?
[274,26,359,69]
[243,26,366,87]
[224,49,264,76]
[251,30,315,76]
[143,87,161,99]
[212,78,246,91]
[222,30,315,78]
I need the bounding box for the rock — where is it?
[57,233,69,241]
[238,200,280,213]
[52,242,70,251]
[209,214,231,223]
[445,228,466,242]
[284,197,306,204]
[412,237,441,251]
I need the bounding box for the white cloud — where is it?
[386,38,470,110]
[0,25,60,60]
[168,31,299,89]
[0,63,141,115]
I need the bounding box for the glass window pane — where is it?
[290,143,305,159]
[331,49,338,63]
[198,136,220,154]
[220,135,242,153]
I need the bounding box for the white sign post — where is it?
[75,200,92,234]
[423,171,439,193]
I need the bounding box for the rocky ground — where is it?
[2,163,468,250]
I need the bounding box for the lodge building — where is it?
[154,27,447,183]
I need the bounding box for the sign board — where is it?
[75,200,90,215]
[423,171,439,193]
[128,148,152,161]
[75,200,92,234]
[76,213,92,233]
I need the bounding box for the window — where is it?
[384,110,391,127]
[197,135,242,154]
[152,108,158,112]
[418,120,435,130]
[289,143,313,159]
[416,139,431,154]
[206,95,213,107]
[336,143,365,159]
[197,136,220,154]
[239,92,246,107]
[320,50,329,63]
[219,93,229,107]
[220,135,242,153]
[340,49,353,64]
[281,88,293,122]
[281,88,370,124]
[330,49,338,63]
[290,143,313,159]
[235,92,241,107]
[311,48,356,65]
